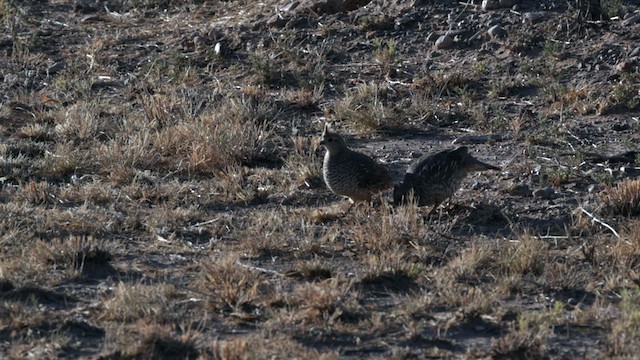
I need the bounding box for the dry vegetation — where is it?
[1,0,640,358]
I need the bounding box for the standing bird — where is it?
[320,124,393,211]
[393,146,500,216]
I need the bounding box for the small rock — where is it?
[74,0,99,14]
[426,32,439,43]
[588,184,604,193]
[395,14,415,30]
[435,34,454,49]
[47,62,65,76]
[481,0,499,11]
[488,24,507,39]
[266,14,288,28]
[280,1,300,12]
[509,184,533,197]
[622,14,640,27]
[630,46,640,57]
[80,14,102,22]
[615,61,632,73]
[194,35,206,52]
[487,17,501,27]
[533,187,555,199]
[612,123,630,131]
[300,0,371,14]
[523,12,545,24]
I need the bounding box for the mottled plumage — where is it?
[393,146,500,214]
[320,124,393,210]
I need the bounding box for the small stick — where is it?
[236,261,285,278]
[579,207,626,242]
[188,218,220,228]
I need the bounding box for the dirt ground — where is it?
[1,0,640,359]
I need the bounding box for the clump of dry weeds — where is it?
[600,178,640,217]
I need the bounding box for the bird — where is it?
[319,123,393,212]
[393,146,500,216]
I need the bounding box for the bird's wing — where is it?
[351,152,392,189]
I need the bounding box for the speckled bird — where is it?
[393,146,500,215]
[320,124,393,211]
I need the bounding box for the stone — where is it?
[435,34,453,49]
[488,24,507,39]
[523,12,545,24]
[280,1,300,12]
[481,0,499,11]
[615,61,632,73]
[266,14,288,28]
[622,14,640,27]
[509,184,532,197]
[533,187,555,199]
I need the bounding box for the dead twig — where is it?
[578,207,626,242]
[236,260,285,278]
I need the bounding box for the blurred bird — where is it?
[393,146,500,216]
[320,123,393,211]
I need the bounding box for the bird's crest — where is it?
[322,122,332,137]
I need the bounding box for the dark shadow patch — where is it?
[294,331,383,355]
[358,270,420,296]
[285,267,333,282]
[404,335,461,352]
[0,278,15,292]
[0,286,77,305]
[62,319,105,339]
[546,287,597,307]
[446,313,503,341]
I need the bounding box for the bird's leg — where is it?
[427,199,444,219]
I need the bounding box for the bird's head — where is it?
[319,123,346,153]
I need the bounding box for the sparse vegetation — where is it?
[0,0,639,358]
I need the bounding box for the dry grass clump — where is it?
[358,250,424,295]
[236,208,294,258]
[211,333,338,360]
[280,85,324,110]
[197,254,265,312]
[54,101,109,143]
[156,96,283,175]
[446,241,496,283]
[499,233,547,277]
[102,321,200,360]
[608,289,640,356]
[350,202,423,250]
[288,279,354,324]
[32,235,115,275]
[600,178,640,217]
[285,260,333,282]
[604,221,640,278]
[285,136,323,189]
[100,282,177,323]
[333,82,393,132]
[491,303,562,359]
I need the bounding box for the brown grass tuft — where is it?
[499,233,546,276]
[197,254,264,312]
[600,178,640,217]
